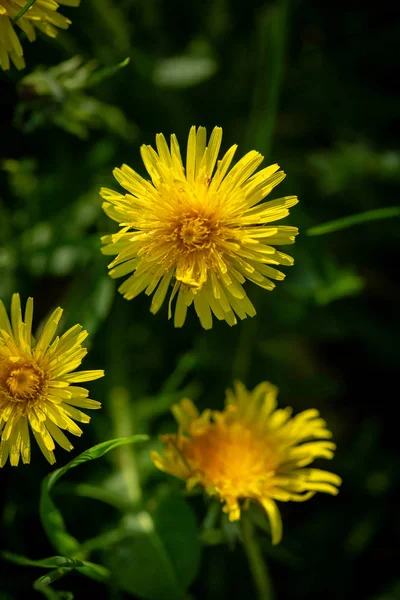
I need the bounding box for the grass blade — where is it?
[307,206,400,236]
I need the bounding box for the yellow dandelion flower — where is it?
[0,0,80,71]
[151,381,341,544]
[0,294,104,467]
[101,126,298,329]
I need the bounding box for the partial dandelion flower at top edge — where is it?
[0,0,80,71]
[100,126,299,330]
[0,293,104,467]
[151,380,341,545]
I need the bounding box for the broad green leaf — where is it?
[40,436,148,559]
[307,206,400,236]
[107,492,201,600]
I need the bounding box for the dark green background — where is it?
[0,0,399,598]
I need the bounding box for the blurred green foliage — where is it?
[0,0,399,599]
[15,56,136,139]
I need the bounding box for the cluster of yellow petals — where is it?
[101,126,298,329]
[0,294,103,467]
[151,381,342,544]
[0,0,80,71]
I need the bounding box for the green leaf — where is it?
[72,482,133,511]
[307,206,400,236]
[107,492,201,600]
[3,552,86,570]
[40,436,148,559]
[314,268,364,305]
[3,551,109,581]
[87,57,131,88]
[33,568,76,600]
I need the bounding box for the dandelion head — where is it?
[0,0,80,71]
[101,126,299,329]
[151,381,341,544]
[0,294,104,467]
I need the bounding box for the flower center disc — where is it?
[0,361,44,403]
[188,424,276,495]
[177,216,213,251]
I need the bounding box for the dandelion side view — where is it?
[0,294,104,467]
[0,0,80,71]
[152,381,341,544]
[101,126,299,329]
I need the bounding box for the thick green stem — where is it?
[109,385,142,507]
[108,303,142,508]
[242,516,274,600]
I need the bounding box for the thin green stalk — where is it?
[307,206,400,236]
[232,318,259,381]
[88,0,131,54]
[33,568,70,599]
[160,352,197,395]
[242,516,274,600]
[79,528,128,556]
[246,0,289,157]
[235,0,289,382]
[14,0,37,21]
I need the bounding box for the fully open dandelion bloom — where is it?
[151,381,341,544]
[101,126,298,329]
[0,0,80,71]
[0,294,104,467]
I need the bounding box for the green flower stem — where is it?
[33,568,70,599]
[242,516,274,600]
[235,0,289,382]
[109,385,142,507]
[246,0,289,157]
[108,303,142,508]
[13,0,37,21]
[307,205,400,236]
[232,317,259,381]
[79,528,128,555]
[202,500,221,530]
